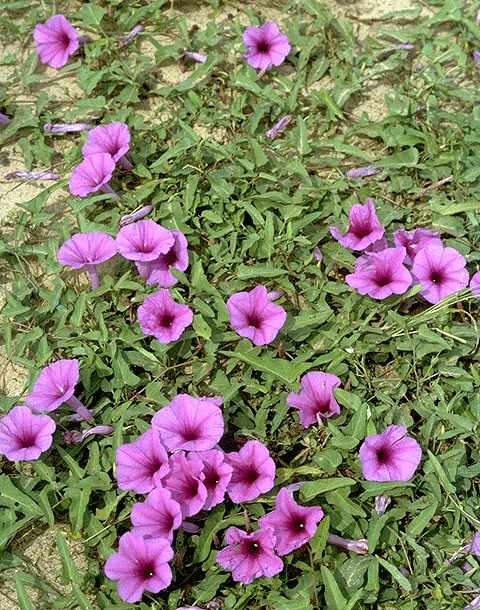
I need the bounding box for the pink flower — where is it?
[216,526,283,584]
[195,449,233,510]
[82,122,131,166]
[137,289,193,344]
[471,532,480,556]
[163,452,207,518]
[33,15,79,69]
[330,199,384,251]
[115,428,170,494]
[259,488,324,555]
[152,394,224,452]
[366,237,389,253]
[412,244,470,304]
[57,231,117,289]
[471,271,480,297]
[135,230,189,287]
[104,531,173,603]
[0,406,56,462]
[243,22,291,71]
[287,371,341,428]
[25,359,92,421]
[131,487,182,542]
[227,285,287,346]
[69,153,116,197]
[226,440,276,503]
[346,246,412,300]
[359,425,422,482]
[393,228,442,265]
[116,220,174,262]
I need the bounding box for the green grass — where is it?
[1,0,480,608]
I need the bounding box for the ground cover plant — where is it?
[1,0,480,608]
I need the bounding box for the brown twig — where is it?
[413,175,453,199]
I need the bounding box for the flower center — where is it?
[351,223,371,239]
[294,519,305,531]
[185,477,200,500]
[242,466,259,484]
[246,313,262,328]
[430,270,444,284]
[160,513,175,532]
[141,563,155,579]
[158,313,174,328]
[256,40,271,53]
[314,400,331,414]
[141,242,155,253]
[204,469,220,488]
[17,432,37,449]
[147,459,165,477]
[163,248,178,266]
[242,539,261,556]
[60,32,72,48]
[375,271,392,287]
[182,427,200,442]
[376,446,391,463]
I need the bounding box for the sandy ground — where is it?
[0,0,424,607]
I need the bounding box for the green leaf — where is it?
[15,575,34,610]
[78,4,106,27]
[375,148,419,168]
[321,566,347,610]
[220,349,313,385]
[377,557,412,592]
[406,501,439,537]
[427,450,456,494]
[301,478,356,501]
[0,475,43,516]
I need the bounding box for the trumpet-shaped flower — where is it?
[226,440,276,503]
[33,15,79,69]
[131,487,182,542]
[346,246,412,300]
[57,231,117,289]
[104,532,173,603]
[152,394,224,452]
[115,428,170,494]
[243,22,291,71]
[137,289,193,344]
[163,452,207,518]
[0,406,56,461]
[259,488,324,555]
[359,425,422,482]
[116,221,174,262]
[216,526,283,584]
[69,153,115,198]
[227,285,286,346]
[330,199,384,251]
[412,244,469,304]
[287,371,341,427]
[135,230,189,287]
[25,359,92,421]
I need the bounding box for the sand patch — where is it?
[0,525,97,610]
